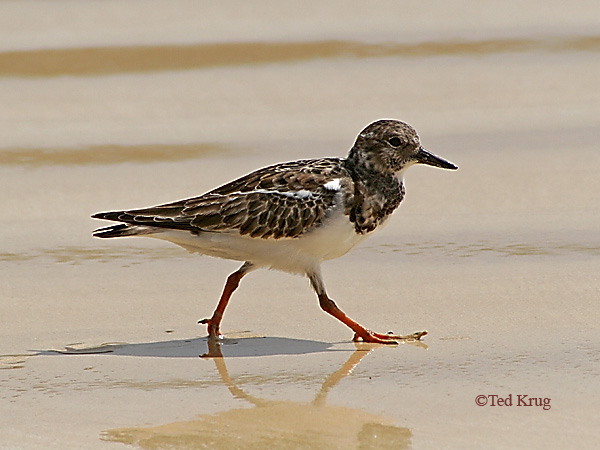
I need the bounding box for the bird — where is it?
[92,119,457,344]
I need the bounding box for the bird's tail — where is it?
[92,212,156,238]
[93,224,143,238]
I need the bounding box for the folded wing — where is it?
[93,158,351,239]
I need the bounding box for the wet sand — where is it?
[1,1,600,449]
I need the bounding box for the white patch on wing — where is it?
[323,178,341,191]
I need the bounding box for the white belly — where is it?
[150,206,368,275]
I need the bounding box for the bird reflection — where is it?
[103,341,413,449]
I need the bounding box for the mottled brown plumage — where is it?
[93,158,348,239]
[92,119,457,344]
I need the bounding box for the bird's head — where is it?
[348,119,458,175]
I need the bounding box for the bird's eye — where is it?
[388,137,402,147]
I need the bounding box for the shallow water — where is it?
[1,1,599,449]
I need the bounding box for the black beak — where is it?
[415,146,458,170]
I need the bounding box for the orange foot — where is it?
[353,330,428,344]
[198,317,222,339]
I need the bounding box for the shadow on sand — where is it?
[41,335,341,359]
[40,332,427,359]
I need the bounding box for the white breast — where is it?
[288,204,367,262]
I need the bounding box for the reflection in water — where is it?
[103,343,412,449]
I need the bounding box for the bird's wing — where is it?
[92,158,352,239]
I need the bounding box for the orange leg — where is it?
[310,270,426,344]
[199,262,252,338]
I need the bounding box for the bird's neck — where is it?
[346,145,389,176]
[344,155,400,192]
[343,157,405,235]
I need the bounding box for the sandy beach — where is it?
[1,1,599,448]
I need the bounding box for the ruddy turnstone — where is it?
[92,119,457,344]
